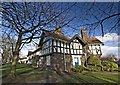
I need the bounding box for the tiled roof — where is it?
[68,34,87,45]
[43,29,103,44]
[43,29,71,41]
[87,37,103,44]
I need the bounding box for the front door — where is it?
[74,57,79,66]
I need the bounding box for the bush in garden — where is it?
[83,66,91,71]
[88,54,101,66]
[86,54,102,71]
[87,65,101,71]
[102,61,118,71]
[75,65,84,73]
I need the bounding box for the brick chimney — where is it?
[55,26,63,35]
[81,27,88,41]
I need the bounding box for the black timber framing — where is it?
[71,40,83,54]
[56,40,58,52]
[87,44,102,55]
[40,36,102,57]
[52,46,83,55]
[39,51,83,57]
[52,38,84,54]
[60,41,61,53]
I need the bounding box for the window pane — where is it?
[61,48,64,53]
[54,40,56,46]
[80,50,82,54]
[67,49,69,53]
[77,50,79,54]
[58,41,60,46]
[58,47,60,52]
[61,42,63,47]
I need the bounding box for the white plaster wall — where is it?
[74,43,79,49]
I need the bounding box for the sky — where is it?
[1,2,119,59]
[20,2,119,59]
[96,33,119,58]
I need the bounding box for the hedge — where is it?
[75,65,84,73]
[87,65,101,72]
[102,61,118,71]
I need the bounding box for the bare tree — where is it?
[2,2,76,77]
[0,35,16,63]
[61,2,119,37]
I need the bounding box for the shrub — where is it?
[87,65,101,72]
[75,65,84,73]
[88,54,101,66]
[84,66,91,71]
[102,61,118,71]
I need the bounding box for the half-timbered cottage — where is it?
[28,26,103,71]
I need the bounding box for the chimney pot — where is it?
[55,26,63,35]
[81,27,87,41]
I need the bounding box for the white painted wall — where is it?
[72,55,82,66]
[74,43,79,49]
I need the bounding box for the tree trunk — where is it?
[10,33,22,78]
[10,51,19,78]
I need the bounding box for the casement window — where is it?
[58,47,60,52]
[58,41,60,46]
[70,43,73,48]
[67,44,69,48]
[74,49,76,54]
[61,42,64,47]
[65,48,67,53]
[71,49,73,54]
[77,50,79,54]
[67,48,69,54]
[74,43,79,49]
[54,40,56,46]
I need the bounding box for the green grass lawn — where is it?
[0,64,119,84]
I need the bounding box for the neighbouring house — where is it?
[100,57,118,63]
[18,55,32,64]
[28,26,103,71]
[117,59,120,67]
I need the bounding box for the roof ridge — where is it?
[43,29,71,41]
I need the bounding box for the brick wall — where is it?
[51,53,72,72]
